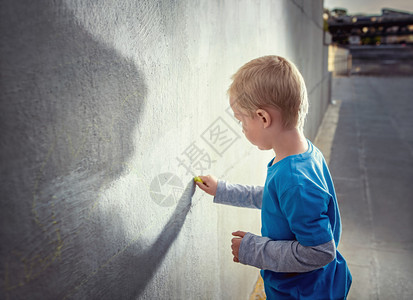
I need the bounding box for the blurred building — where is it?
[326,8,413,45]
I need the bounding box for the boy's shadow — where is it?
[1,0,192,299]
[73,181,196,299]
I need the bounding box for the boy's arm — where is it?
[213,180,263,209]
[238,233,336,272]
[236,184,337,272]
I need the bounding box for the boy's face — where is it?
[230,97,272,150]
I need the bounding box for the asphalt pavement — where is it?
[318,76,413,299]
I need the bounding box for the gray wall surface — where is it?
[0,0,328,299]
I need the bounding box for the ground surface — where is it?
[324,76,413,300]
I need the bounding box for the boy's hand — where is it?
[194,175,218,196]
[231,231,246,263]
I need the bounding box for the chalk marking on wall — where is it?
[4,70,246,298]
[31,140,56,230]
[4,226,63,293]
[61,213,160,299]
[68,102,249,297]
[2,9,150,297]
[62,180,195,299]
[154,103,242,207]
[61,101,246,297]
[65,127,91,160]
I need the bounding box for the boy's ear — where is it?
[256,109,271,128]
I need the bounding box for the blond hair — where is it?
[228,55,308,130]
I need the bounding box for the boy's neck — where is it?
[272,128,308,165]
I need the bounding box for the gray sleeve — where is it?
[238,233,336,273]
[213,180,263,209]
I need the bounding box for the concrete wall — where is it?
[0,1,328,299]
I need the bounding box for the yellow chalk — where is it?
[193,176,203,183]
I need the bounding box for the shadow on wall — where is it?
[0,0,190,298]
[68,180,195,299]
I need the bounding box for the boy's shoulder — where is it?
[270,144,323,174]
[268,146,329,193]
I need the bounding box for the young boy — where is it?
[196,56,352,299]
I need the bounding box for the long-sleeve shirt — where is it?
[214,181,336,273]
[213,139,352,299]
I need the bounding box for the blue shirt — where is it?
[261,140,351,299]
